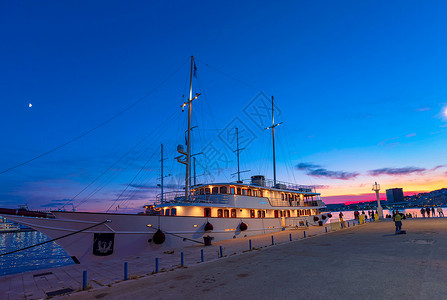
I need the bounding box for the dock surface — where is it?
[2,218,447,299]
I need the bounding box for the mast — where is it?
[160,144,164,204]
[272,96,276,186]
[176,56,200,200]
[186,56,193,200]
[236,128,241,181]
[266,96,282,187]
[232,127,249,182]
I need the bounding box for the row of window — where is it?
[159,208,314,217]
[194,186,306,200]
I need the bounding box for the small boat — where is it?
[1,57,331,263]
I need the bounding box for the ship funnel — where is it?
[251,175,265,187]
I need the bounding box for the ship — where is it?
[1,57,331,263]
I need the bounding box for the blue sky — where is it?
[1,1,447,211]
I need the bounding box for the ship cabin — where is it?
[148,175,325,219]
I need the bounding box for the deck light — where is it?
[147,224,152,227]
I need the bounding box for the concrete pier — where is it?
[2,218,447,299]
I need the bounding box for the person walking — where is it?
[394,210,403,233]
[431,207,435,217]
[426,207,431,218]
[437,206,444,217]
[421,207,425,218]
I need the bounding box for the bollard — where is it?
[249,239,252,250]
[124,262,128,281]
[181,252,184,267]
[219,246,223,258]
[289,233,292,241]
[155,257,159,273]
[271,236,274,245]
[82,270,87,290]
[201,249,204,262]
[325,227,327,233]
[303,231,306,238]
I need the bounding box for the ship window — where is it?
[217,209,223,218]
[160,209,164,216]
[257,210,261,218]
[204,208,211,217]
[242,189,247,196]
[220,186,227,194]
[212,187,219,194]
[205,188,211,194]
[274,210,279,218]
[295,194,299,200]
[200,189,205,195]
[165,209,170,216]
[253,190,258,197]
[280,211,283,217]
[224,210,229,218]
[289,194,293,200]
[237,188,241,195]
[231,209,237,218]
[230,187,235,194]
[171,208,177,216]
[287,211,291,217]
[262,211,265,218]
[259,190,263,197]
[250,210,255,218]
[247,189,252,196]
[281,194,285,200]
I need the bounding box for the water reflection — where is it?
[0,231,74,276]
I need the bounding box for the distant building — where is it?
[386,188,404,203]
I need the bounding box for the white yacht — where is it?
[1,56,331,263]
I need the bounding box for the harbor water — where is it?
[0,231,74,276]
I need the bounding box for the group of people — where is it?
[353,210,377,221]
[420,206,444,218]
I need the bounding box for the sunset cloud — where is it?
[368,167,426,176]
[296,163,359,180]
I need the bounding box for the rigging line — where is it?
[0,219,110,257]
[195,59,266,94]
[0,59,188,176]
[62,107,181,209]
[106,145,159,213]
[73,109,181,209]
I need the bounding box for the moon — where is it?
[28,103,32,108]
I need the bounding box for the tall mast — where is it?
[160,144,164,204]
[236,128,241,181]
[272,96,276,186]
[186,56,193,200]
[232,127,249,182]
[266,96,282,187]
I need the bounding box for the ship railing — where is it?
[238,178,317,193]
[156,191,230,205]
[268,197,324,207]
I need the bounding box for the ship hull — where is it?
[1,212,330,263]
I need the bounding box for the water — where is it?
[0,231,74,276]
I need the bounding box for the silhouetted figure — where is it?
[421,208,426,218]
[394,210,403,233]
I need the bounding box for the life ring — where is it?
[152,229,165,244]
[313,216,319,222]
[328,213,332,218]
[204,222,213,231]
[239,222,248,231]
[321,215,327,220]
